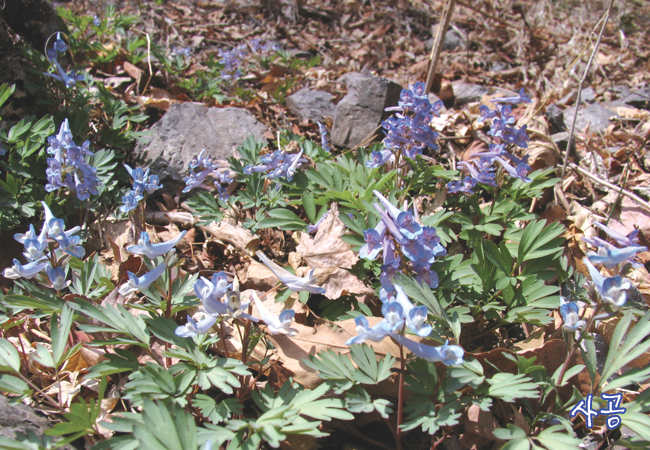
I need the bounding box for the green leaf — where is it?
[621,411,650,441]
[0,338,21,373]
[192,394,243,424]
[132,400,198,450]
[600,312,650,391]
[0,84,15,109]
[487,373,538,402]
[0,374,31,396]
[302,191,316,223]
[51,305,75,366]
[500,439,531,450]
[345,386,393,418]
[493,424,527,440]
[551,364,585,387]
[533,425,583,449]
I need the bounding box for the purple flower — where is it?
[593,222,639,248]
[359,221,387,260]
[346,316,390,345]
[317,122,331,153]
[491,87,531,104]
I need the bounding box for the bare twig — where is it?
[560,1,613,178]
[569,163,650,213]
[425,0,456,94]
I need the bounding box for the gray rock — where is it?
[551,131,570,151]
[563,103,619,133]
[623,86,650,110]
[546,103,566,134]
[426,25,465,52]
[0,396,76,449]
[452,82,488,107]
[331,72,402,148]
[135,103,267,183]
[580,87,596,103]
[286,87,335,123]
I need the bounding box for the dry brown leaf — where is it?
[204,221,261,254]
[460,404,502,447]
[297,203,357,269]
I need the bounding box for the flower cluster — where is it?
[243,149,307,182]
[317,121,331,153]
[581,222,646,307]
[120,164,162,213]
[368,81,442,168]
[174,273,301,339]
[117,231,186,296]
[3,202,84,290]
[347,285,463,365]
[218,39,278,82]
[44,33,84,89]
[360,191,446,292]
[447,88,533,194]
[45,119,100,201]
[183,149,234,200]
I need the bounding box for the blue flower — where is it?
[346,316,390,345]
[2,259,49,280]
[391,334,464,365]
[126,231,187,259]
[251,292,298,336]
[118,261,168,296]
[175,315,218,338]
[583,257,632,306]
[587,244,647,269]
[46,265,68,290]
[359,221,386,260]
[559,298,586,331]
[256,251,326,294]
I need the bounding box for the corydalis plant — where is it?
[368,81,442,168]
[44,32,84,89]
[120,165,163,213]
[3,202,83,290]
[448,87,533,194]
[45,119,100,201]
[183,149,234,200]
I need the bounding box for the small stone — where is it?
[331,72,402,148]
[546,103,566,133]
[426,25,465,52]
[563,103,619,133]
[579,87,596,103]
[451,82,488,107]
[0,396,75,449]
[135,103,267,183]
[623,86,650,110]
[551,131,570,151]
[286,87,335,123]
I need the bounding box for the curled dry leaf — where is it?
[295,203,372,299]
[205,221,261,254]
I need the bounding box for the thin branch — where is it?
[425,0,456,94]
[560,1,613,178]
[569,162,650,213]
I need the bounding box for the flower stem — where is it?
[396,343,405,450]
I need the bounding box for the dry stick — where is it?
[560,1,613,178]
[569,162,650,213]
[425,0,456,95]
